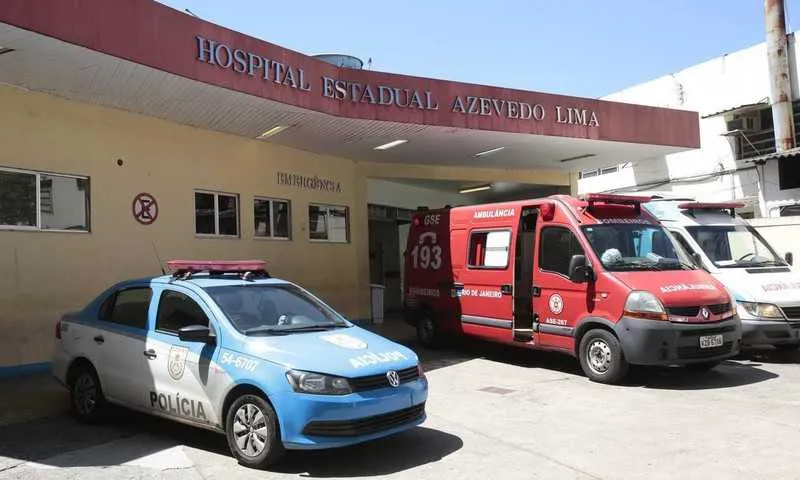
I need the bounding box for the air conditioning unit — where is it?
[726,113,761,133]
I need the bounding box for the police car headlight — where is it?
[285,370,352,395]
[737,301,785,320]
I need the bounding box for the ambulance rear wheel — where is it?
[416,312,440,348]
[225,394,285,469]
[578,329,628,384]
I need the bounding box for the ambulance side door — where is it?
[457,227,515,334]
[533,223,590,351]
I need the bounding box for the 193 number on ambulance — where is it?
[410,243,442,270]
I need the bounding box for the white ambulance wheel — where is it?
[68,363,108,423]
[225,394,285,469]
[578,329,629,384]
[416,313,440,348]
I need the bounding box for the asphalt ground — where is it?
[1,319,799,479]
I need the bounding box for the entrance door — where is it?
[513,208,538,342]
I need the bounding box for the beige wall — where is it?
[0,85,572,368]
[0,85,371,367]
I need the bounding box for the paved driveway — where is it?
[1,322,799,479]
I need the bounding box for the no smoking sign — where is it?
[132,192,158,225]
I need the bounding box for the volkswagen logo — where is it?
[386,370,400,387]
[701,307,710,320]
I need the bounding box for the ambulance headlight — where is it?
[286,370,352,395]
[624,291,668,321]
[737,301,785,320]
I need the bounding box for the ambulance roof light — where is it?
[165,260,270,280]
[582,193,653,205]
[582,193,653,215]
[677,202,745,218]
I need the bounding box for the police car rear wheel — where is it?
[69,365,107,423]
[578,329,629,384]
[226,394,284,469]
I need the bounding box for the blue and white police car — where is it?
[52,260,428,469]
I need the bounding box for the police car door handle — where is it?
[143,349,157,360]
[93,335,104,344]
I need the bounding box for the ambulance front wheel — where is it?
[578,329,629,384]
[225,393,285,470]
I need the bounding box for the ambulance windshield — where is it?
[685,224,785,268]
[203,284,349,335]
[582,224,696,272]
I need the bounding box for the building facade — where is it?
[577,33,800,264]
[0,0,698,373]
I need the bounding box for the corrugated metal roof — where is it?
[701,100,769,119]
[744,146,800,163]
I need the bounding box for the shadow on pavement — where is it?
[736,346,800,365]
[273,426,463,478]
[0,402,458,477]
[626,361,779,390]
[371,318,781,391]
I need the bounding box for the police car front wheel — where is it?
[225,394,285,469]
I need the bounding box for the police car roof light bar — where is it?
[677,202,745,218]
[165,260,270,280]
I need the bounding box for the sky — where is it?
[155,0,798,99]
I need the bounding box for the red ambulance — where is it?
[402,194,742,384]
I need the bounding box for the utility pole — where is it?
[766,0,795,152]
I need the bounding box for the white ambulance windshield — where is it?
[203,284,348,334]
[685,225,785,268]
[582,224,695,271]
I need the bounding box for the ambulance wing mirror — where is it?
[178,324,215,343]
[691,252,706,270]
[786,252,794,266]
[568,254,594,284]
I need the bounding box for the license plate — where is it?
[699,334,724,349]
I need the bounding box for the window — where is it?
[468,230,511,268]
[0,167,90,231]
[203,284,348,333]
[778,157,800,190]
[308,204,349,242]
[539,227,584,276]
[582,224,693,272]
[99,287,152,330]
[254,197,291,239]
[156,290,210,334]
[195,191,239,237]
[685,225,784,268]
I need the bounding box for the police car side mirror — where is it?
[786,252,794,266]
[568,254,593,284]
[178,325,214,343]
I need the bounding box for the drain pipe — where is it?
[766,0,795,152]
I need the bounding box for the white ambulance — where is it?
[644,198,800,350]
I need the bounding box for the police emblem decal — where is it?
[168,346,189,381]
[320,333,368,350]
[386,370,400,387]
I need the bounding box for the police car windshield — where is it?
[685,225,785,268]
[202,284,349,335]
[582,224,695,272]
